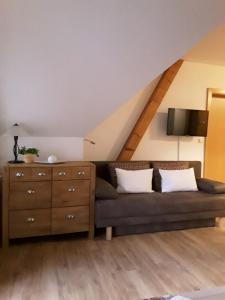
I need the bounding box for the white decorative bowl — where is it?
[48,155,58,164]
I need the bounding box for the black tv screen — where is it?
[167,108,209,137]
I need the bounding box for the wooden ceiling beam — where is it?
[116,59,184,161]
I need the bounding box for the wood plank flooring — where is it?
[1,227,225,300]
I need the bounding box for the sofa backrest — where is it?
[92,161,202,183]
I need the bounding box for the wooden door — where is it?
[205,96,225,181]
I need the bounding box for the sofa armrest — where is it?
[197,178,225,194]
[95,177,118,200]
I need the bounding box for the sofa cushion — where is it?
[159,168,198,192]
[108,161,150,187]
[152,161,189,192]
[95,177,118,200]
[116,168,154,193]
[197,178,225,194]
[95,191,225,220]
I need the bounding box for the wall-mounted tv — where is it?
[167,108,209,137]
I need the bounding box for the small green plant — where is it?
[18,146,39,157]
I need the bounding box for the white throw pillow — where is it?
[115,168,154,193]
[159,168,198,193]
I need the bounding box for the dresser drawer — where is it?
[52,166,90,180]
[52,206,89,234]
[52,180,90,207]
[9,182,51,210]
[9,209,51,239]
[10,167,52,181]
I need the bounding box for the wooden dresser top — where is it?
[6,161,95,168]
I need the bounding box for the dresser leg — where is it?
[2,237,9,250]
[216,217,225,230]
[106,226,112,241]
[88,228,95,240]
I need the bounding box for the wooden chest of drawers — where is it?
[2,162,95,247]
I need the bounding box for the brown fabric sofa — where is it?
[93,161,225,239]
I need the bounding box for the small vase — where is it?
[23,154,36,163]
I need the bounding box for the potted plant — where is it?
[18,146,39,163]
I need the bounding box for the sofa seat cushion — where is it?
[95,191,225,220]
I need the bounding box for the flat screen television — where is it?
[167,108,209,137]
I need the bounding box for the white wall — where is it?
[84,61,225,166]
[1,2,225,170]
[0,136,83,168]
[1,0,225,137]
[185,24,225,67]
[84,76,161,160]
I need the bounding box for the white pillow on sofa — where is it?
[115,168,154,193]
[159,168,198,193]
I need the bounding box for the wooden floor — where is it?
[1,227,225,300]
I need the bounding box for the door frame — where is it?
[204,88,225,177]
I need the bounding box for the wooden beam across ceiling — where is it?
[116,59,184,161]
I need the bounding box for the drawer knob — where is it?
[27,189,35,194]
[58,171,66,176]
[16,172,24,177]
[37,172,46,176]
[66,214,75,220]
[27,217,35,223]
[68,187,76,192]
[77,171,85,176]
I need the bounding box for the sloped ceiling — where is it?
[185,24,225,66]
[1,0,225,136]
